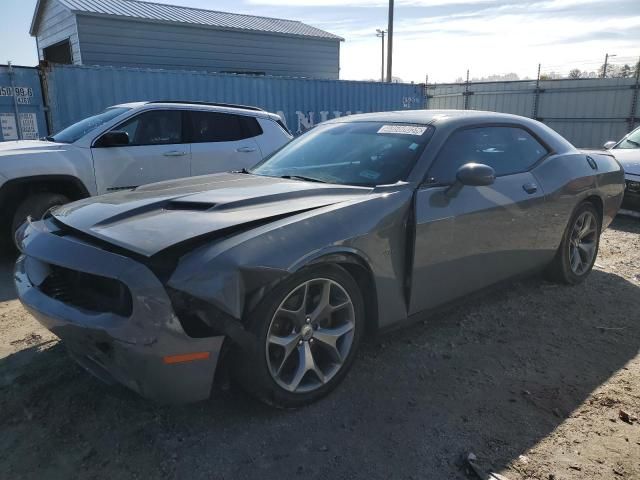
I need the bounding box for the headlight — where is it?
[626,180,640,193]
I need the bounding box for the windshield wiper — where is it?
[280,175,328,184]
[625,139,640,147]
[43,136,56,142]
[233,168,251,174]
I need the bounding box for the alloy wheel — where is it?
[568,210,598,275]
[266,278,356,393]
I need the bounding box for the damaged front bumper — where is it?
[14,219,225,404]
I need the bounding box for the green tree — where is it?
[568,69,582,79]
[620,64,632,78]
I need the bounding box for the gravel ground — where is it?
[1,216,639,480]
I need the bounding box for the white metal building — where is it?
[30,0,343,79]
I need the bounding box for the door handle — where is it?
[522,183,538,194]
[163,150,187,157]
[236,146,257,153]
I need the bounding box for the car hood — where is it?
[52,173,372,257]
[0,140,66,155]
[610,149,640,176]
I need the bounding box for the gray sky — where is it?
[2,0,639,82]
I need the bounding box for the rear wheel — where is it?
[11,193,69,248]
[547,202,600,284]
[235,264,364,408]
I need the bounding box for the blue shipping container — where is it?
[43,64,426,135]
[0,65,47,141]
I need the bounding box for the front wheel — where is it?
[547,202,601,284]
[234,264,364,408]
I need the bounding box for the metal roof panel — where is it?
[49,0,343,40]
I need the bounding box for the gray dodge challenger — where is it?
[15,110,624,407]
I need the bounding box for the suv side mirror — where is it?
[95,131,130,148]
[603,141,616,150]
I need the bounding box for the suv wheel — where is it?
[11,193,69,248]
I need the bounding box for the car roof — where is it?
[110,101,279,120]
[324,109,577,153]
[325,109,534,126]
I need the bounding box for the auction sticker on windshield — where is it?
[377,125,428,136]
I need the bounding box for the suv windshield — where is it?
[251,121,434,186]
[615,127,640,149]
[49,107,131,144]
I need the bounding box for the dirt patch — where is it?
[1,217,639,480]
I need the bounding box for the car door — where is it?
[91,109,190,194]
[187,110,262,176]
[409,125,549,315]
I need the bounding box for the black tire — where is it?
[11,193,69,248]
[546,202,601,285]
[234,264,365,408]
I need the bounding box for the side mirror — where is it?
[603,141,616,150]
[445,163,495,197]
[95,131,130,148]
[456,162,496,186]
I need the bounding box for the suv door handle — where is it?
[522,183,538,194]
[236,146,257,153]
[163,150,187,157]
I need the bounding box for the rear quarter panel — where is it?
[532,151,624,254]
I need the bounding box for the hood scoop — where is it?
[165,201,216,211]
[52,173,372,257]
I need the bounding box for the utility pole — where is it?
[532,63,542,120]
[603,53,616,78]
[463,69,470,110]
[386,0,394,83]
[376,29,386,82]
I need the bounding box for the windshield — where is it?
[49,107,131,144]
[615,127,640,149]
[250,121,434,186]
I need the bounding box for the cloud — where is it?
[330,0,640,82]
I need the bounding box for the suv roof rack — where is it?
[147,100,265,112]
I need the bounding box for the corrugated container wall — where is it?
[43,64,426,134]
[0,65,48,141]
[427,77,640,148]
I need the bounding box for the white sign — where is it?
[377,125,427,136]
[19,113,39,140]
[0,113,18,140]
[0,113,40,140]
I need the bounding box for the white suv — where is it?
[0,101,292,247]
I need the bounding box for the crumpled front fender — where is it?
[167,188,414,332]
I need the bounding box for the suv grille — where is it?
[39,265,133,317]
[627,180,640,194]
